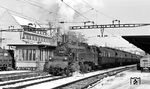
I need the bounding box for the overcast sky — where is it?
[0,0,150,23]
[0,0,149,51]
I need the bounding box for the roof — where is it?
[0,11,42,30]
[122,35,150,54]
[12,15,41,28]
[8,43,56,47]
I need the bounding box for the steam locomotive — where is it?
[0,47,14,70]
[44,43,140,76]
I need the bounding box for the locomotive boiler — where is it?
[44,43,86,76]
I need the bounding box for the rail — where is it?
[52,65,136,89]
[1,65,136,89]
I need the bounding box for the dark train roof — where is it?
[122,35,150,54]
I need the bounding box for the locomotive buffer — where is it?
[69,23,150,37]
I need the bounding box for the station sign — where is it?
[130,77,141,85]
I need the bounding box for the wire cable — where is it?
[17,0,54,14]
[80,0,124,40]
[81,0,117,20]
[61,0,90,21]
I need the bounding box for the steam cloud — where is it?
[39,0,104,22]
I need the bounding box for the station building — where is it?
[0,11,57,70]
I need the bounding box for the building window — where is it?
[30,36,32,40]
[24,34,26,39]
[32,36,34,40]
[26,49,28,61]
[19,49,22,61]
[26,35,28,39]
[39,37,41,42]
[29,35,31,40]
[0,53,3,56]
[22,49,24,60]
[40,49,44,61]
[22,49,36,61]
[33,49,36,61]
[22,49,25,61]
[28,50,32,61]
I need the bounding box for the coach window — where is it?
[103,51,105,57]
[9,64,11,67]
[125,54,127,57]
[115,52,118,56]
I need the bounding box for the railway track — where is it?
[1,65,136,89]
[0,71,48,82]
[1,75,67,89]
[52,65,136,89]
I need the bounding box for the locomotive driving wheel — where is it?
[82,63,91,73]
[64,67,72,76]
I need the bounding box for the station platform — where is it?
[91,68,150,89]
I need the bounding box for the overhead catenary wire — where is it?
[81,0,117,20]
[61,0,90,21]
[17,0,55,14]
[78,0,126,44]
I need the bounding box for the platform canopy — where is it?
[122,35,150,54]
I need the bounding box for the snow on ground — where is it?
[91,68,150,89]
[0,70,31,75]
[25,65,135,89]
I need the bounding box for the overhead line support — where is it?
[70,23,150,30]
[69,23,150,37]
